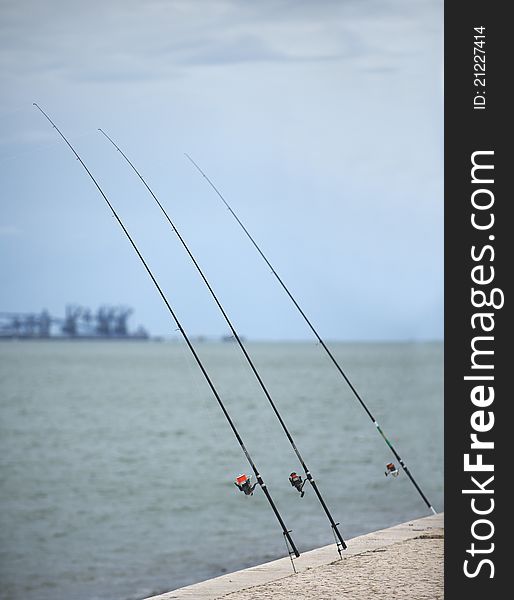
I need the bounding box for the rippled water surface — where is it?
[0,341,443,600]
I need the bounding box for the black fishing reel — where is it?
[289,472,306,497]
[234,473,257,496]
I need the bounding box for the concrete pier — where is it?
[146,512,444,599]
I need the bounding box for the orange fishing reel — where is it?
[234,473,257,496]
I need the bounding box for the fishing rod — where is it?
[185,154,437,516]
[33,104,300,560]
[98,129,348,556]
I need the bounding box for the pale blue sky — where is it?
[0,0,443,340]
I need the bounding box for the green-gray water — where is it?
[0,341,443,600]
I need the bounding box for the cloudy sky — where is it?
[0,0,443,340]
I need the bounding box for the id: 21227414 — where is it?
[473,26,486,110]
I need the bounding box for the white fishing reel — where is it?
[385,462,399,477]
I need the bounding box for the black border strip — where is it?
[445,2,508,596]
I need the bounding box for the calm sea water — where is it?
[0,341,443,600]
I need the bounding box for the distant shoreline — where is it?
[0,337,444,344]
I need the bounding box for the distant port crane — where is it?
[0,305,147,339]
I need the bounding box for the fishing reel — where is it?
[385,462,399,477]
[289,472,306,497]
[234,473,257,496]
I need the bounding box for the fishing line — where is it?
[99,129,348,556]
[185,153,437,516]
[33,103,300,560]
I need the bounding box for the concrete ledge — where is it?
[145,512,444,600]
